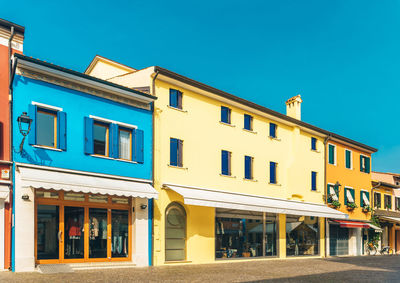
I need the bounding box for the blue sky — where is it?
[2,0,399,172]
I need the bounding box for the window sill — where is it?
[268,136,281,141]
[168,164,188,170]
[32,145,62,152]
[242,128,257,134]
[164,260,192,264]
[219,121,235,127]
[90,154,138,164]
[220,174,236,178]
[268,182,281,186]
[244,178,258,182]
[167,105,188,113]
[311,149,321,153]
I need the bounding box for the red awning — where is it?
[332,220,370,228]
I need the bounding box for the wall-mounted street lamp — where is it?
[16,112,32,152]
[335,181,342,191]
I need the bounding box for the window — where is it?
[165,203,186,261]
[286,215,319,256]
[384,195,392,209]
[311,137,317,151]
[244,114,253,131]
[269,123,277,138]
[269,162,277,184]
[221,106,231,124]
[360,155,370,173]
[396,197,400,211]
[328,144,336,165]
[360,191,370,207]
[84,117,144,163]
[244,156,253,180]
[327,184,339,203]
[374,192,381,208]
[344,188,355,205]
[169,89,182,109]
[28,104,67,150]
[345,150,352,169]
[311,171,317,191]
[119,128,132,160]
[170,138,183,167]
[93,122,109,156]
[221,150,231,176]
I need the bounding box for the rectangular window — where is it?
[28,104,67,150]
[345,150,352,169]
[344,188,355,205]
[269,162,277,184]
[119,128,132,160]
[286,215,319,256]
[221,150,231,176]
[269,123,277,138]
[93,122,109,156]
[327,184,339,203]
[244,114,253,131]
[360,155,371,173]
[328,144,336,165]
[311,171,317,191]
[396,197,400,211]
[311,137,317,151]
[221,106,231,124]
[360,191,370,207]
[169,88,182,109]
[244,156,253,180]
[384,195,392,209]
[374,192,381,208]
[170,138,183,167]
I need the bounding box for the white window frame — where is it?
[328,143,337,166]
[345,186,355,203]
[360,189,370,207]
[360,154,369,173]
[32,101,63,112]
[327,183,338,202]
[89,115,137,129]
[344,149,353,170]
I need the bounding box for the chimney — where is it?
[285,94,302,120]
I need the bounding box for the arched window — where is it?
[165,203,186,261]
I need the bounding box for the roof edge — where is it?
[0,18,25,34]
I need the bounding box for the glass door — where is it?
[64,206,85,259]
[89,208,108,259]
[36,205,60,261]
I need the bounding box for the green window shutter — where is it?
[344,188,348,205]
[345,150,351,168]
[366,157,370,173]
[351,189,355,203]
[334,185,339,200]
[360,191,363,207]
[329,145,335,164]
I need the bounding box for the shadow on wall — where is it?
[18,148,53,166]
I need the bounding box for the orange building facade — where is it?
[0,19,24,270]
[325,139,377,256]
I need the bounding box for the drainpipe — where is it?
[150,69,159,267]
[323,134,332,258]
[8,26,15,271]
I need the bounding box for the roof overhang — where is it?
[164,183,348,219]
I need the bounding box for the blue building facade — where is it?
[11,54,157,272]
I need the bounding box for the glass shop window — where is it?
[286,215,319,256]
[111,209,129,258]
[93,122,109,156]
[36,109,57,148]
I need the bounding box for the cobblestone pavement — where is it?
[1,256,399,283]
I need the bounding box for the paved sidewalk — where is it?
[1,256,399,282]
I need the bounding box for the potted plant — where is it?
[362,205,372,213]
[330,200,341,209]
[346,202,358,210]
[386,203,392,210]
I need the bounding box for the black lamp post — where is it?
[16,112,32,152]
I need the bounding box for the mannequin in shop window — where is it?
[66,216,83,257]
[112,214,128,257]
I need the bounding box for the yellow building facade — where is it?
[325,140,377,256]
[85,56,358,265]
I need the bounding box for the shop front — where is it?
[13,164,157,272]
[161,183,347,264]
[0,184,10,270]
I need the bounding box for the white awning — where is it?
[18,165,158,199]
[380,216,400,224]
[368,223,382,233]
[164,183,348,219]
[0,184,9,201]
[329,187,338,201]
[346,190,354,203]
[362,192,370,206]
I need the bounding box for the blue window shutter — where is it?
[177,139,183,167]
[57,111,67,150]
[269,123,276,138]
[169,89,177,108]
[311,137,316,150]
[170,138,177,166]
[221,151,228,175]
[84,117,94,154]
[244,114,252,130]
[135,129,144,164]
[177,91,182,109]
[110,123,119,158]
[245,156,251,179]
[270,162,276,184]
[311,172,317,191]
[28,104,37,145]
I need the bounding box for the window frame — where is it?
[244,155,253,180]
[118,127,132,161]
[311,137,317,151]
[269,161,278,184]
[170,138,183,167]
[396,197,400,211]
[328,143,336,165]
[311,171,317,191]
[344,149,352,169]
[344,187,355,205]
[269,123,277,138]
[93,121,110,157]
[384,194,392,210]
[36,108,58,149]
[243,114,253,131]
[220,106,231,124]
[165,202,187,262]
[360,155,370,173]
[374,192,381,209]
[221,150,232,176]
[327,183,339,203]
[169,88,183,110]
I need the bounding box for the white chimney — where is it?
[286,94,303,120]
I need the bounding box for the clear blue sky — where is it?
[2,0,399,172]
